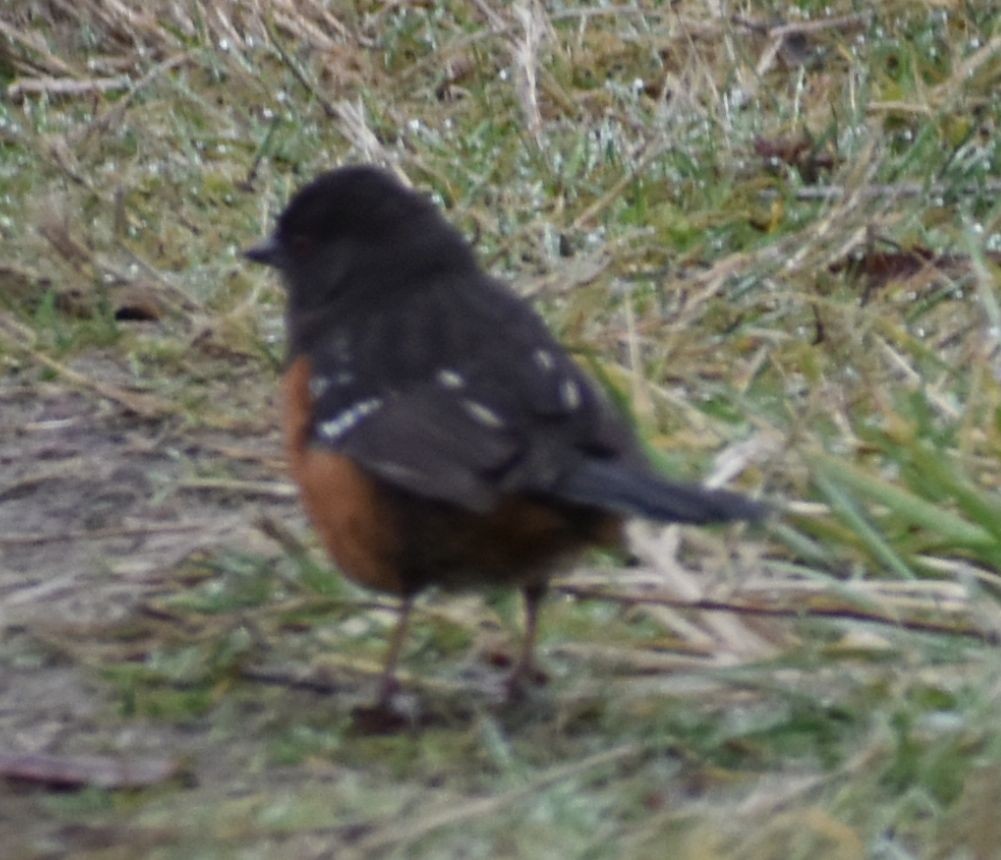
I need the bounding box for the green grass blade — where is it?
[812,453,995,549]
[813,470,916,580]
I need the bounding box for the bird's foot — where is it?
[503,660,549,703]
[349,675,415,734]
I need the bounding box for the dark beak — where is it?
[243,235,284,268]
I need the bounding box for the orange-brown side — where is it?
[282,355,624,598]
[283,356,406,595]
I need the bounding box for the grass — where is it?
[1,1,1000,857]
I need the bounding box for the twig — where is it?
[243,113,281,188]
[240,666,346,695]
[867,100,934,116]
[769,13,869,38]
[511,1,545,144]
[0,752,181,790]
[763,179,1001,202]
[571,137,670,229]
[0,19,78,77]
[558,584,1000,643]
[177,478,297,498]
[254,513,309,556]
[79,52,191,143]
[732,13,869,38]
[0,521,213,546]
[0,316,174,419]
[192,440,285,472]
[263,16,337,118]
[935,33,1001,104]
[7,75,130,102]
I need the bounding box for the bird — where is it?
[245,165,763,706]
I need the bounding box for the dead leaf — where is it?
[0,752,182,790]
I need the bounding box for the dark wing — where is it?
[327,383,519,512]
[303,274,640,513]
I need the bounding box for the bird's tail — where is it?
[555,460,764,524]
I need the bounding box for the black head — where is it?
[244,166,476,316]
[245,166,440,270]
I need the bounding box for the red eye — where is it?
[290,234,313,254]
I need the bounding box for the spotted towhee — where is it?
[245,165,763,704]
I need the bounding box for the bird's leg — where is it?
[506,583,546,698]
[375,595,414,706]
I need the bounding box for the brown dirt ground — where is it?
[0,352,307,849]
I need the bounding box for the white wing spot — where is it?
[317,398,382,441]
[436,368,465,389]
[463,399,505,428]
[534,349,555,371]
[309,376,331,399]
[310,371,354,399]
[560,378,581,410]
[371,459,424,482]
